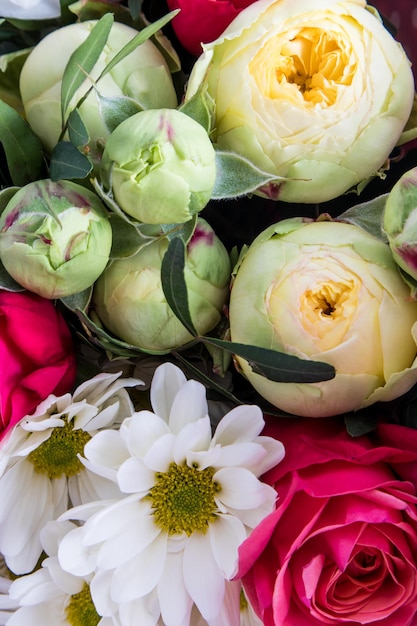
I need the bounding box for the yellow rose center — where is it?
[250,26,355,106]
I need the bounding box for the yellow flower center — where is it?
[27,418,91,479]
[250,26,355,106]
[65,583,100,626]
[147,462,220,536]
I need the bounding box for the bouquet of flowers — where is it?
[0,0,417,624]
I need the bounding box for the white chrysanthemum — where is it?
[0,372,143,575]
[0,558,19,625]
[3,520,120,626]
[58,363,285,626]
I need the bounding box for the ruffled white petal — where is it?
[214,467,269,510]
[208,514,247,579]
[211,405,264,445]
[157,550,193,626]
[168,380,209,434]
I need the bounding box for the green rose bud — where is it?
[0,179,112,299]
[101,108,217,224]
[229,218,417,417]
[383,167,417,281]
[19,20,178,167]
[92,218,231,353]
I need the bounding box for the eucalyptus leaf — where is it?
[161,236,197,337]
[0,99,44,186]
[67,109,89,147]
[337,194,388,241]
[61,12,114,124]
[49,141,93,181]
[96,92,143,133]
[202,337,336,384]
[128,0,143,20]
[212,151,287,199]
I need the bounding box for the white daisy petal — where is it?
[111,532,168,603]
[214,442,267,469]
[214,467,269,510]
[151,363,187,422]
[82,496,150,545]
[58,525,97,576]
[168,380,208,434]
[119,592,161,626]
[183,533,225,621]
[212,405,264,445]
[117,456,156,493]
[83,429,129,475]
[208,514,247,579]
[252,435,285,476]
[172,417,212,465]
[97,510,161,569]
[157,550,193,626]
[122,411,170,458]
[143,432,176,472]
[90,568,118,617]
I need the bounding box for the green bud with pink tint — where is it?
[0,179,112,299]
[383,167,417,281]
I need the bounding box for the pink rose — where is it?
[0,290,77,438]
[238,417,417,626]
[166,0,256,56]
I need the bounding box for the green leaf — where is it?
[128,0,143,19]
[96,92,143,133]
[109,213,152,258]
[179,87,213,133]
[60,287,92,313]
[202,337,336,384]
[161,216,197,245]
[49,141,93,181]
[95,10,179,83]
[344,412,379,437]
[212,150,287,199]
[0,99,44,186]
[337,194,388,241]
[161,236,197,337]
[67,109,90,147]
[61,12,114,123]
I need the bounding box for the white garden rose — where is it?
[186,0,415,203]
[229,218,417,417]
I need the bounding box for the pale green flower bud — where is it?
[383,167,417,281]
[229,218,417,417]
[19,20,178,166]
[0,179,112,299]
[101,108,216,224]
[92,218,231,353]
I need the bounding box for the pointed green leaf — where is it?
[60,287,92,313]
[96,92,143,133]
[337,194,388,241]
[61,12,114,122]
[344,413,378,437]
[0,99,44,186]
[49,141,93,181]
[212,150,288,199]
[95,10,179,81]
[67,109,90,147]
[109,213,152,258]
[179,86,213,133]
[161,236,197,337]
[161,216,197,245]
[202,337,336,383]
